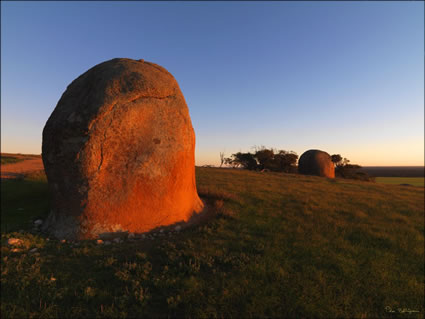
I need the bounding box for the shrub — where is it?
[331,155,374,181]
[223,147,298,173]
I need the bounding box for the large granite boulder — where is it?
[42,58,204,240]
[298,149,335,178]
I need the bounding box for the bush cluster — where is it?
[221,149,373,181]
[223,147,298,173]
[331,154,374,181]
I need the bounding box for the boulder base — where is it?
[298,149,335,178]
[42,58,204,239]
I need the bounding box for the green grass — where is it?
[375,177,424,187]
[1,168,424,318]
[1,156,25,165]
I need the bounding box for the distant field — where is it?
[360,166,424,177]
[1,153,41,159]
[1,153,41,165]
[375,177,424,187]
[1,167,423,318]
[1,156,25,165]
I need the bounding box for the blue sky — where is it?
[1,1,424,166]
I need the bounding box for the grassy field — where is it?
[1,168,424,318]
[1,171,49,232]
[375,177,424,187]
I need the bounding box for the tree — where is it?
[274,150,298,173]
[223,147,298,173]
[254,148,298,173]
[331,154,343,167]
[219,152,225,168]
[223,157,236,168]
[223,152,257,170]
[233,152,258,170]
[254,148,274,170]
[331,154,373,181]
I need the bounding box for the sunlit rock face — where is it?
[42,58,204,240]
[298,149,335,178]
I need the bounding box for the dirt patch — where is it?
[1,154,44,179]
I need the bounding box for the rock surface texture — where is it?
[298,149,335,178]
[42,58,204,240]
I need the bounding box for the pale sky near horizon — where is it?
[1,1,424,166]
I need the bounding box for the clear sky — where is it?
[1,1,424,166]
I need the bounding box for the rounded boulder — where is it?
[42,58,204,239]
[298,149,335,178]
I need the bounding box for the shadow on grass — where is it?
[1,173,50,232]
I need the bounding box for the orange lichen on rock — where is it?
[42,58,204,239]
[298,149,335,178]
